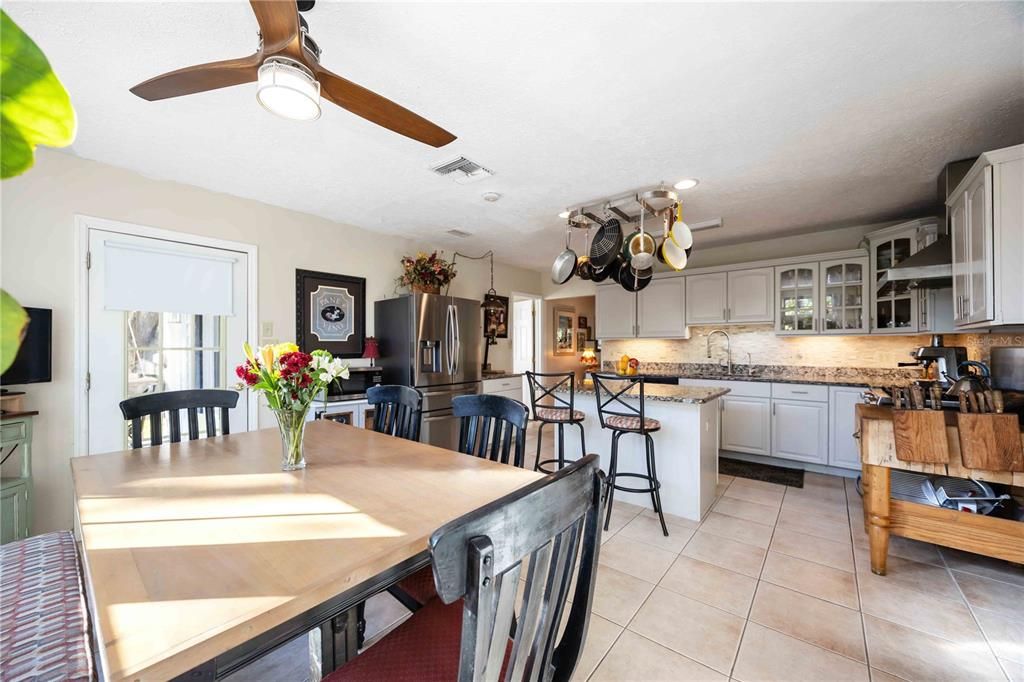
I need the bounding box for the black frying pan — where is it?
[589,219,623,269]
[618,263,652,292]
[590,254,623,283]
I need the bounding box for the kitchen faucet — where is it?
[706,329,732,375]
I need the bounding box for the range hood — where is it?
[885,235,952,289]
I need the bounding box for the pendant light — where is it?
[671,202,694,250]
[448,250,506,312]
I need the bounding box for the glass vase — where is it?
[273,406,310,471]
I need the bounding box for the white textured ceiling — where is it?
[7,2,1024,270]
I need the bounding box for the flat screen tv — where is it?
[1,307,52,386]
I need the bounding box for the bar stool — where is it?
[591,372,669,536]
[525,371,587,474]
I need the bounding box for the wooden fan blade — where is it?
[249,0,300,54]
[317,67,456,147]
[130,54,262,101]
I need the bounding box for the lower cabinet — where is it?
[771,399,829,464]
[721,396,771,456]
[828,386,864,469]
[0,481,30,544]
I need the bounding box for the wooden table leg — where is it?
[864,462,891,576]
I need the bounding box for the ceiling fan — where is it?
[129,0,456,147]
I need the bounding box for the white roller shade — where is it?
[103,239,237,315]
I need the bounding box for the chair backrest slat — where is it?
[590,372,652,433]
[366,385,423,442]
[429,455,604,682]
[119,389,239,450]
[452,395,528,468]
[525,371,575,418]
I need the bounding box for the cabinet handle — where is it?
[722,308,727,320]
[791,390,808,394]
[772,403,776,416]
[813,317,817,331]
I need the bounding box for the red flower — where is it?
[235,362,259,386]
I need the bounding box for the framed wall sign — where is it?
[484,295,509,338]
[296,269,366,358]
[554,306,575,356]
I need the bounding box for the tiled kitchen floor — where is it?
[235,425,1024,681]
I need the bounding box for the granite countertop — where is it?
[481,371,524,380]
[600,363,923,389]
[560,383,730,405]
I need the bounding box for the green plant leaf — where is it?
[1,9,76,179]
[0,290,29,374]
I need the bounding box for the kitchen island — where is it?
[555,383,729,521]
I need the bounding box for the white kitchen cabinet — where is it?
[828,386,863,470]
[949,146,1024,328]
[638,278,687,338]
[868,222,922,333]
[721,396,771,456]
[771,399,828,465]
[727,268,775,323]
[685,272,728,325]
[775,263,819,334]
[595,284,636,339]
[482,375,525,404]
[819,258,869,334]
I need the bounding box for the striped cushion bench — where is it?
[1,531,93,681]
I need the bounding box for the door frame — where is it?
[73,214,259,455]
[510,291,542,375]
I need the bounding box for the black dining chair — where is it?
[525,371,586,474]
[366,385,423,441]
[591,372,669,536]
[119,389,239,449]
[393,393,530,611]
[324,455,605,682]
[453,394,530,469]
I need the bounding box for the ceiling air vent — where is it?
[429,156,495,185]
[446,229,472,238]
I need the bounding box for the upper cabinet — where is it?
[820,257,869,334]
[949,145,1022,328]
[685,268,773,325]
[638,278,688,338]
[596,278,689,339]
[684,272,728,325]
[868,226,918,333]
[727,268,775,323]
[775,263,818,334]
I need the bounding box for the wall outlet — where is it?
[261,321,274,337]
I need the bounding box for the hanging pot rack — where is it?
[565,185,679,229]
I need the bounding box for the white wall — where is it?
[0,149,542,534]
[540,295,595,384]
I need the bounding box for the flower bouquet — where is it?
[235,342,349,470]
[397,251,456,294]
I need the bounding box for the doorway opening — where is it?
[511,293,541,377]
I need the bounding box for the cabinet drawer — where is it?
[0,421,27,444]
[483,377,521,393]
[771,383,828,402]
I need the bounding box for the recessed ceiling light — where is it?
[674,178,699,190]
[482,192,502,202]
[558,210,571,219]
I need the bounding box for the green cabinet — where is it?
[0,413,34,544]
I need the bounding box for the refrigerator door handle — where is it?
[451,304,460,376]
[444,304,454,376]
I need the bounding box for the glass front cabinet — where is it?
[819,257,869,334]
[775,264,819,334]
[866,219,939,334]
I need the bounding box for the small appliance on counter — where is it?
[324,366,383,401]
[896,335,967,390]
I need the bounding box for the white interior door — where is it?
[87,228,249,454]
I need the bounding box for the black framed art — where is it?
[295,269,366,358]
[484,295,510,338]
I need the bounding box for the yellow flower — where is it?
[261,345,274,369]
[243,341,256,364]
[272,342,298,358]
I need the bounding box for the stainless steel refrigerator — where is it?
[375,293,482,450]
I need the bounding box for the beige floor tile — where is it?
[723,480,786,507]
[699,512,774,549]
[604,503,643,536]
[942,548,1024,588]
[761,551,859,609]
[682,530,767,578]
[954,571,1024,622]
[870,667,909,682]
[591,564,656,626]
[864,614,1006,682]
[852,531,943,567]
[854,548,964,602]
[1002,657,1024,682]
[771,527,854,572]
[858,574,985,644]
[776,507,852,544]
[719,474,735,485]
[974,606,1024,665]
[639,507,701,528]
[600,534,677,584]
[715,482,729,497]
[711,496,780,526]
[732,622,869,682]
[618,513,696,553]
[590,630,727,682]
[804,471,847,487]
[749,582,866,662]
[784,483,848,505]
[568,613,622,682]
[782,494,852,523]
[659,555,757,617]
[629,588,744,674]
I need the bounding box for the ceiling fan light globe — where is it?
[671,220,694,249]
[256,58,322,121]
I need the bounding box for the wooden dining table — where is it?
[70,420,542,681]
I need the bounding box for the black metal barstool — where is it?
[525,371,587,474]
[591,373,668,536]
